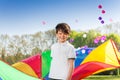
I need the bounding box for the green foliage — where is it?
[69,30,120,50]
[31,47,42,55]
[107,33,120,49]
[71,30,104,48]
[70,30,79,38]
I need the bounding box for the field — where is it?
[84,75,120,80]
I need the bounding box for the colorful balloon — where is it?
[101,20,104,24]
[102,10,105,14]
[109,18,113,22]
[98,5,102,9]
[97,4,106,24]
[42,21,46,25]
[98,16,102,20]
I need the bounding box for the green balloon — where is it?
[42,50,52,78]
[0,61,38,80]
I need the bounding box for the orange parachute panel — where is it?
[12,62,38,78]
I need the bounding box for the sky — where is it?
[0,0,120,36]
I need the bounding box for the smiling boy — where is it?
[49,23,76,80]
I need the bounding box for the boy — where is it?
[49,23,76,80]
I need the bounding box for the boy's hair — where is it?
[55,23,71,34]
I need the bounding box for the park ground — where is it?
[84,75,120,80]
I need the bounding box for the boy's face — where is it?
[56,30,69,43]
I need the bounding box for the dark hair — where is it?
[55,23,71,34]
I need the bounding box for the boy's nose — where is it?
[61,34,65,37]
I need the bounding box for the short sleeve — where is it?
[68,46,76,59]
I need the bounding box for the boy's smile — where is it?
[56,30,69,43]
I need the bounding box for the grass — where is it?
[84,75,120,80]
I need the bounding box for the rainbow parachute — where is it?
[12,50,51,79]
[0,39,120,80]
[0,50,51,80]
[0,60,39,80]
[72,39,120,80]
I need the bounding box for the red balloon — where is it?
[98,5,102,9]
[42,21,46,25]
[109,18,113,22]
[102,10,105,14]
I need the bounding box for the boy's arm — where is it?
[66,59,75,80]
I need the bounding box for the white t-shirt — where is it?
[49,41,76,80]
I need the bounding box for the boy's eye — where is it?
[57,31,68,35]
[58,32,62,34]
